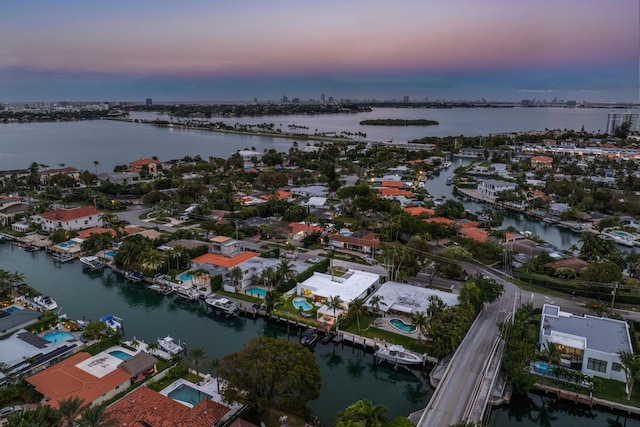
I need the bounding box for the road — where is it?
[417,269,515,427]
[116,206,177,233]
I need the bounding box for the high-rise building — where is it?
[320,94,326,103]
[282,95,288,103]
[403,96,409,103]
[607,112,640,134]
[145,98,152,106]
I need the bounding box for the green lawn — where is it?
[217,289,262,304]
[536,376,640,408]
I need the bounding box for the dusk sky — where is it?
[1,0,638,103]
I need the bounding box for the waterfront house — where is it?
[106,386,230,427]
[539,304,632,382]
[476,179,517,199]
[129,158,162,177]
[364,282,458,316]
[34,206,103,232]
[105,171,141,185]
[26,349,154,407]
[0,328,82,388]
[0,198,29,227]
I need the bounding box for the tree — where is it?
[78,403,118,427]
[618,350,640,400]
[276,258,296,288]
[328,295,343,330]
[229,266,244,290]
[58,396,86,427]
[411,311,429,343]
[369,295,384,318]
[93,160,100,176]
[539,342,562,380]
[334,399,389,427]
[187,346,208,377]
[219,337,321,415]
[264,290,283,312]
[348,298,366,333]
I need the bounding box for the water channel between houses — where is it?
[0,243,430,423]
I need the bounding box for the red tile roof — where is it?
[380,180,404,188]
[423,217,455,225]
[289,222,323,235]
[403,207,435,217]
[377,187,414,197]
[531,156,553,162]
[107,386,229,427]
[192,251,258,268]
[39,206,102,222]
[459,227,489,242]
[26,352,131,408]
[129,158,161,166]
[456,220,479,229]
[260,190,292,200]
[329,232,380,249]
[77,227,116,239]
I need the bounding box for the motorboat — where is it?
[158,335,183,355]
[300,328,319,347]
[124,270,145,283]
[51,252,74,263]
[99,315,123,331]
[176,285,199,301]
[374,344,424,366]
[205,297,239,315]
[80,256,105,271]
[33,295,58,311]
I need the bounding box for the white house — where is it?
[365,282,459,316]
[34,206,103,232]
[539,304,632,382]
[297,269,379,310]
[477,179,517,199]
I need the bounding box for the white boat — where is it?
[80,256,105,271]
[158,335,183,355]
[176,285,199,301]
[124,270,145,283]
[100,315,123,331]
[374,344,424,366]
[205,297,239,315]
[33,295,58,311]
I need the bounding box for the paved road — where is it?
[417,270,515,427]
[116,206,177,233]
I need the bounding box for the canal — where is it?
[0,243,431,423]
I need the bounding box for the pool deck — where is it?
[370,315,419,339]
[160,376,243,413]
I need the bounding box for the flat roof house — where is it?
[539,304,632,382]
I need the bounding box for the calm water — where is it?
[0,243,430,423]
[0,107,621,172]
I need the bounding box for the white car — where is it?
[0,405,22,418]
[308,257,321,263]
[364,255,376,264]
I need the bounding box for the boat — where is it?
[80,256,105,271]
[446,176,455,185]
[124,270,145,283]
[300,328,319,347]
[320,331,335,345]
[51,252,74,263]
[374,344,424,366]
[99,315,122,331]
[148,283,174,295]
[205,297,239,315]
[33,295,58,311]
[157,335,183,355]
[176,285,199,301]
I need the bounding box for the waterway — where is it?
[0,243,430,423]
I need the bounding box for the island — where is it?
[359,118,439,126]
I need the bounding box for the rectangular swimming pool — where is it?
[167,384,212,405]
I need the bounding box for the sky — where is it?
[1,0,638,103]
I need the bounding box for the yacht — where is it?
[300,328,319,347]
[80,256,105,271]
[158,335,183,355]
[99,315,123,331]
[33,295,58,311]
[124,270,145,283]
[205,297,239,315]
[374,344,424,366]
[176,286,199,301]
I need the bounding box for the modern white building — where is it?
[606,112,640,135]
[539,304,632,382]
[365,282,459,316]
[297,269,379,309]
[477,179,517,199]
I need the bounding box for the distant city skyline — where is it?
[1,0,637,103]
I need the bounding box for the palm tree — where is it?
[264,290,283,312]
[99,212,118,229]
[334,399,389,427]
[210,357,221,394]
[327,295,342,331]
[411,311,429,343]
[569,243,579,258]
[93,160,100,176]
[78,403,117,427]
[58,396,86,427]
[618,350,640,400]
[276,258,296,286]
[229,266,243,291]
[349,298,366,333]
[369,295,384,318]
[142,248,165,274]
[260,265,276,290]
[187,346,208,377]
[146,341,159,355]
[539,342,562,380]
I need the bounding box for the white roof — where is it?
[297,270,379,305]
[366,282,459,314]
[548,331,586,350]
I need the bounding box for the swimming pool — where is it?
[57,241,76,248]
[292,297,313,311]
[246,287,267,297]
[109,350,132,360]
[4,306,20,314]
[42,331,75,343]
[534,361,554,374]
[105,251,117,257]
[167,384,212,406]
[389,318,417,333]
[178,271,193,282]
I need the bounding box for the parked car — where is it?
[308,257,321,263]
[0,405,23,418]
[364,255,376,264]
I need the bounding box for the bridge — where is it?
[415,272,516,427]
